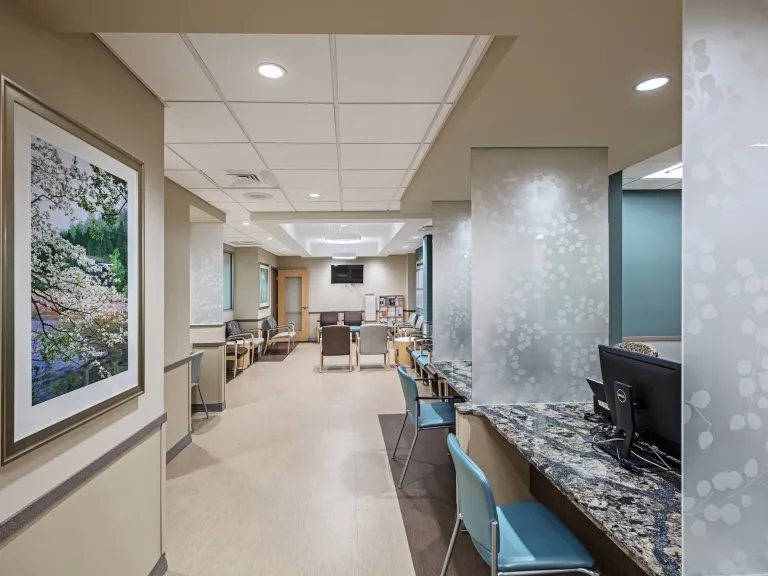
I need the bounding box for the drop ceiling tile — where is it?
[223,188,288,203]
[188,189,236,203]
[424,104,452,143]
[336,35,473,103]
[165,146,191,170]
[165,102,246,143]
[209,202,251,217]
[241,201,295,212]
[389,201,402,211]
[446,36,491,103]
[231,103,336,143]
[342,201,392,211]
[282,188,341,201]
[187,34,333,103]
[341,170,406,188]
[169,143,265,171]
[342,188,397,201]
[340,144,419,170]
[165,170,214,189]
[256,143,338,169]
[402,170,416,186]
[100,33,219,101]
[623,179,682,190]
[338,104,438,143]
[273,170,339,190]
[291,201,342,212]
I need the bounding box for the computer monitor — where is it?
[597,345,682,459]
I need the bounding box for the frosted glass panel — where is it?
[471,148,608,404]
[433,201,471,361]
[189,223,223,325]
[683,2,768,572]
[285,276,302,330]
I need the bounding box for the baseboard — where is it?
[191,402,225,413]
[149,553,167,576]
[166,433,192,464]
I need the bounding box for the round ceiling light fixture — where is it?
[309,193,321,198]
[325,232,362,244]
[634,77,670,92]
[257,63,286,79]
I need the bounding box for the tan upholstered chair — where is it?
[357,324,389,370]
[319,325,351,371]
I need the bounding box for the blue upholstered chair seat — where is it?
[410,401,456,429]
[471,502,594,572]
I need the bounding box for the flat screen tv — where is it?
[331,264,364,284]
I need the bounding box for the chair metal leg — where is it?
[440,513,462,576]
[397,425,419,488]
[491,519,499,576]
[392,413,408,458]
[196,385,209,420]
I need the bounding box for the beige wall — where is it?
[233,247,278,321]
[0,2,164,571]
[278,256,409,339]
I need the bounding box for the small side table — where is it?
[394,336,417,367]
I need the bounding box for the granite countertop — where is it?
[455,402,681,576]
[431,360,472,401]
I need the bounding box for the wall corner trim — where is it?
[166,433,192,464]
[149,553,168,576]
[0,412,167,545]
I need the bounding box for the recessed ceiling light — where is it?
[751,142,768,147]
[257,63,286,79]
[643,162,683,179]
[412,236,421,239]
[241,221,250,226]
[325,232,362,244]
[332,252,357,260]
[267,237,273,240]
[309,193,321,198]
[281,248,287,251]
[634,77,670,92]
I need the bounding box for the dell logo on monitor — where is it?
[616,389,627,403]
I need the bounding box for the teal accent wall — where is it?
[622,190,682,337]
[414,236,433,323]
[608,172,623,345]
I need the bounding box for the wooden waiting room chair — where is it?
[319,325,351,371]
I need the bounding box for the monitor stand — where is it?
[596,382,657,469]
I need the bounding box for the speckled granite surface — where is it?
[431,360,472,400]
[455,402,681,576]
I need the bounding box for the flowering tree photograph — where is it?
[31,135,129,405]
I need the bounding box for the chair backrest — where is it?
[396,366,419,417]
[406,312,417,325]
[189,351,204,386]
[321,325,350,356]
[359,324,388,354]
[266,316,277,330]
[614,341,659,358]
[225,320,242,337]
[447,433,499,551]
[319,312,338,327]
[344,311,363,326]
[414,316,424,329]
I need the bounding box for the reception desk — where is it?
[434,362,681,576]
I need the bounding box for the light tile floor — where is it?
[165,343,416,576]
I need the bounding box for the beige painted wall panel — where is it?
[164,179,192,364]
[233,247,279,321]
[0,0,165,538]
[164,366,190,450]
[277,256,408,339]
[191,347,225,406]
[190,325,225,343]
[0,430,162,575]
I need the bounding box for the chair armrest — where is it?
[228,331,256,340]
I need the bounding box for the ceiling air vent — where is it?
[243,191,274,201]
[419,224,433,232]
[229,239,262,247]
[224,172,263,187]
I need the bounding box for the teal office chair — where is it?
[393,366,458,489]
[441,433,598,576]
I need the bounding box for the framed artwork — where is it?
[259,263,270,309]
[1,79,144,464]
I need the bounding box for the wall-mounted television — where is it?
[331,264,364,284]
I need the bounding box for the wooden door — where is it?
[278,269,310,342]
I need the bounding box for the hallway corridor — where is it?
[165,344,416,576]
